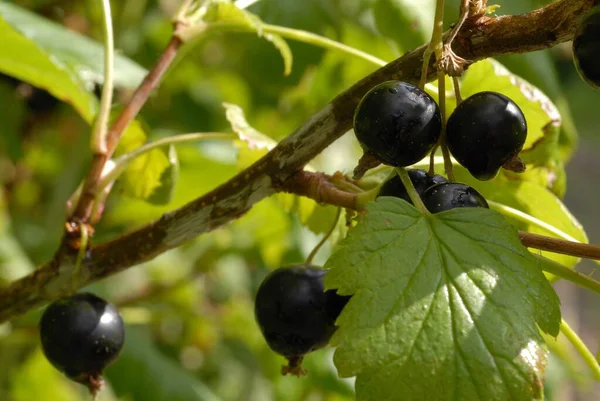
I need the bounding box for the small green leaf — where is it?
[225,102,329,234]
[114,121,179,205]
[325,199,560,401]
[205,1,293,75]
[146,144,180,205]
[105,327,222,401]
[224,102,277,151]
[373,0,435,52]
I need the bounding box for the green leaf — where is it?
[373,0,435,52]
[105,327,222,401]
[324,199,560,401]
[145,144,180,205]
[205,1,293,76]
[224,102,277,151]
[10,348,79,401]
[114,121,179,205]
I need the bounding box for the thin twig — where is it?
[72,34,184,223]
[520,232,600,260]
[452,76,463,104]
[305,208,342,265]
[91,0,114,154]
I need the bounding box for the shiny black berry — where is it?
[378,169,447,204]
[421,182,489,213]
[254,265,350,359]
[353,81,442,167]
[40,293,125,390]
[573,6,600,90]
[446,91,527,181]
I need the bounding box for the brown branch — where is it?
[71,34,184,223]
[0,0,596,323]
[520,232,600,260]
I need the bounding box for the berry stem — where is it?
[305,208,342,265]
[559,317,600,381]
[520,232,600,261]
[419,0,445,89]
[533,254,600,297]
[428,144,439,176]
[395,168,430,215]
[437,71,456,181]
[452,76,463,104]
[90,0,114,155]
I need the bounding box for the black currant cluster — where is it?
[39,292,125,395]
[254,264,350,375]
[573,6,600,90]
[354,80,527,183]
[378,168,488,213]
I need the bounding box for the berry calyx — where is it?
[378,169,447,204]
[446,91,527,181]
[573,6,600,90]
[353,81,442,167]
[40,293,125,394]
[421,182,489,213]
[254,264,350,373]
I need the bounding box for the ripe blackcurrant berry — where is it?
[378,169,447,204]
[446,91,527,181]
[421,182,489,213]
[254,265,350,360]
[353,81,442,167]
[40,293,125,391]
[573,6,600,90]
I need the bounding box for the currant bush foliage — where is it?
[324,199,561,401]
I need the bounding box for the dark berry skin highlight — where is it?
[446,91,527,181]
[353,81,442,167]
[254,264,350,358]
[40,293,125,384]
[573,6,600,90]
[378,169,447,204]
[421,182,489,213]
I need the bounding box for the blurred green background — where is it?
[0,0,599,400]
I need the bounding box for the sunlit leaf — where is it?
[325,199,560,401]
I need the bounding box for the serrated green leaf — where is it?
[205,1,292,75]
[324,199,560,401]
[105,327,222,401]
[373,0,435,52]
